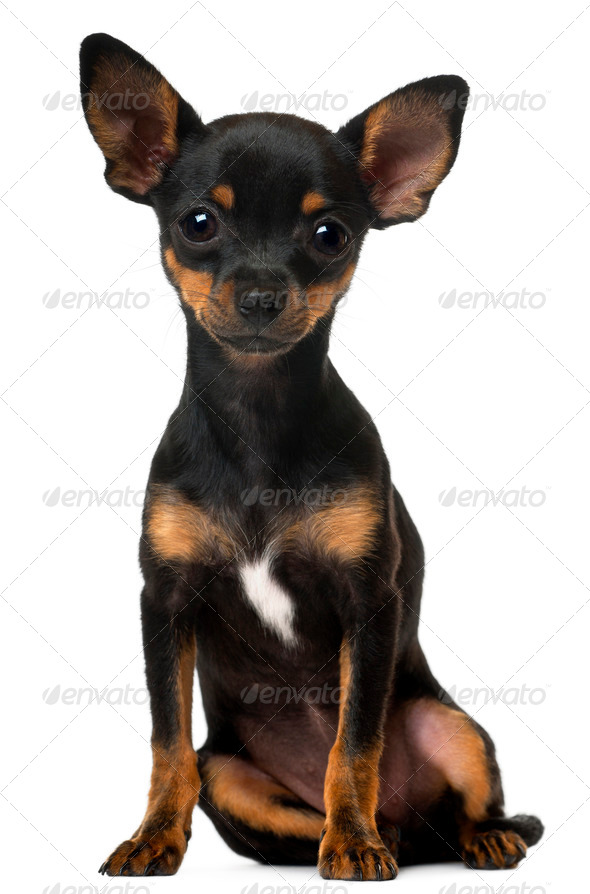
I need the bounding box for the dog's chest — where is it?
[238,554,298,646]
[147,482,382,645]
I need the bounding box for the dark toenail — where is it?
[144,857,160,875]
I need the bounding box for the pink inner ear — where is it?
[362,121,450,219]
[108,102,175,194]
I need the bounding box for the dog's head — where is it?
[80,33,468,355]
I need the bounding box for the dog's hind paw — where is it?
[462,828,527,870]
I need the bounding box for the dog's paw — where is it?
[378,823,401,861]
[319,827,398,881]
[99,826,190,876]
[462,829,527,870]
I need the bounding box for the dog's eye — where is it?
[179,210,218,242]
[312,221,349,255]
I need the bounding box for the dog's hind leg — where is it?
[461,814,544,870]
[388,697,543,868]
[198,751,324,865]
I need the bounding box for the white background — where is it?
[1,1,587,892]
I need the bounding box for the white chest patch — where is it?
[239,556,298,646]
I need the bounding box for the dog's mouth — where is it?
[199,304,313,356]
[217,332,297,356]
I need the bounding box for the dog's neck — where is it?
[174,313,336,459]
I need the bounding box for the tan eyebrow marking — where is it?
[210,183,235,210]
[301,191,326,215]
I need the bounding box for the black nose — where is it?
[237,287,287,331]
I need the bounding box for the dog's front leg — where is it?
[100,572,199,876]
[319,599,398,881]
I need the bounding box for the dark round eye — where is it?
[179,209,217,243]
[312,221,349,255]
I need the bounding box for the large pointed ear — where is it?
[80,33,206,203]
[337,76,469,226]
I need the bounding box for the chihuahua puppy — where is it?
[80,33,543,880]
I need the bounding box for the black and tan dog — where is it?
[81,34,543,880]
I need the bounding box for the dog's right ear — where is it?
[80,33,206,203]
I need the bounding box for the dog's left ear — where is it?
[337,76,469,226]
[80,33,206,204]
